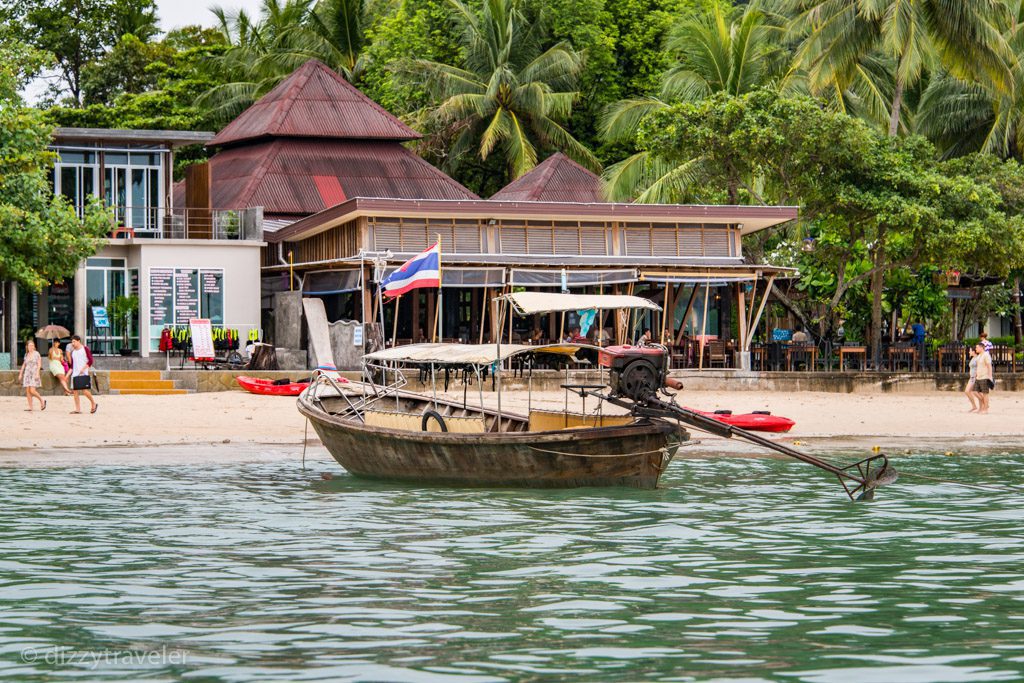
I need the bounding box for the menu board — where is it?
[201,270,224,325]
[149,268,174,325]
[174,269,199,324]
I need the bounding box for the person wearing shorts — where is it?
[67,335,97,415]
[965,346,979,412]
[973,343,994,414]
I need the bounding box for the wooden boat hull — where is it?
[298,395,682,489]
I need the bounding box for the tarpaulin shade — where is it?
[303,269,362,295]
[509,269,637,287]
[501,292,661,315]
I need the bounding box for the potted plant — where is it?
[107,295,139,355]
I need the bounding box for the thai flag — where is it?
[381,242,441,297]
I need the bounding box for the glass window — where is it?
[60,166,78,204]
[105,152,129,165]
[86,270,105,307]
[59,151,86,164]
[87,258,125,268]
[130,152,159,166]
[131,168,146,228]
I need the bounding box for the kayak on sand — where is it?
[685,408,795,433]
[236,375,317,396]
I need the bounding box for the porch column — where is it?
[73,265,87,338]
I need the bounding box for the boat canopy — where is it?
[364,342,590,366]
[500,291,662,315]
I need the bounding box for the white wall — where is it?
[134,241,262,357]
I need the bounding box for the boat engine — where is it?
[599,345,667,402]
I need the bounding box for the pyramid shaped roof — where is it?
[210,59,421,147]
[490,153,605,203]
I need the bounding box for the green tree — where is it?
[0,42,110,291]
[638,91,1024,362]
[202,0,370,123]
[602,1,797,202]
[400,0,599,187]
[790,0,1013,136]
[2,0,159,104]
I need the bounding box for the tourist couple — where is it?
[19,336,98,414]
[965,338,994,414]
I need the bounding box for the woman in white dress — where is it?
[18,340,46,412]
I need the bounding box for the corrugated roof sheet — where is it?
[205,139,477,215]
[491,153,605,203]
[210,59,421,147]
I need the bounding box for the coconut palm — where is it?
[789,0,1014,136]
[917,2,1024,158]
[202,0,368,122]
[400,0,598,181]
[601,1,797,202]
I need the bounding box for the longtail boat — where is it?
[299,293,896,499]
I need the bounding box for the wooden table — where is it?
[838,345,867,371]
[886,345,918,371]
[786,345,817,371]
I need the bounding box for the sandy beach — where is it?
[1,389,1022,466]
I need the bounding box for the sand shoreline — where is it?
[1,390,1021,466]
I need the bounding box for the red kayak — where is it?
[686,408,795,433]
[236,376,313,396]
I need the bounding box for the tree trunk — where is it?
[888,75,904,137]
[869,244,886,368]
[1013,277,1023,346]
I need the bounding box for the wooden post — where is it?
[698,281,710,370]
[392,295,401,346]
[478,287,489,344]
[431,294,440,342]
[747,274,777,349]
[676,284,698,345]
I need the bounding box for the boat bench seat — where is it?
[528,410,634,432]
[364,409,487,433]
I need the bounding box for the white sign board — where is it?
[189,318,215,360]
[353,324,364,346]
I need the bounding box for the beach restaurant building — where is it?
[11,58,796,367]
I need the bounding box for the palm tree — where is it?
[789,0,1013,137]
[202,0,368,122]
[601,1,797,202]
[400,0,598,181]
[917,2,1024,159]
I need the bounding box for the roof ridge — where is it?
[308,60,421,139]
[400,144,479,198]
[265,61,317,136]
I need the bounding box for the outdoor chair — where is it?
[707,340,729,368]
[787,344,815,371]
[990,345,1017,374]
[937,343,965,373]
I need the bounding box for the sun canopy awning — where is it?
[364,342,590,366]
[501,292,661,315]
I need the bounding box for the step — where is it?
[108,370,163,381]
[107,379,177,390]
[112,389,189,395]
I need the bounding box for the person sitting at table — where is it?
[636,328,652,346]
[791,328,810,343]
[563,326,585,343]
[529,328,543,344]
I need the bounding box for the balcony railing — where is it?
[106,206,264,241]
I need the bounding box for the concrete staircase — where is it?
[107,370,189,395]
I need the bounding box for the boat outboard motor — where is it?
[599,345,668,402]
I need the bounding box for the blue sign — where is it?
[92,306,110,329]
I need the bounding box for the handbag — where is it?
[72,374,91,391]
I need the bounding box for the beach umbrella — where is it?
[35,324,70,339]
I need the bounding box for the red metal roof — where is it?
[203,139,477,215]
[209,59,421,147]
[491,153,605,202]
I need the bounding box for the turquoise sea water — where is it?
[1,452,1024,682]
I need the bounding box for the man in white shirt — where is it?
[67,335,98,415]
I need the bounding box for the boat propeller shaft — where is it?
[598,392,898,501]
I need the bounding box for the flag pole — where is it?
[392,295,401,347]
[433,234,442,343]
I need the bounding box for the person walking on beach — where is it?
[48,340,71,395]
[974,342,994,414]
[965,346,979,413]
[18,340,46,412]
[67,335,97,414]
